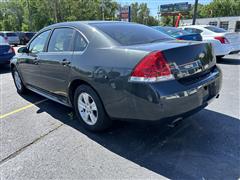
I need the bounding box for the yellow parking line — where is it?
[0,99,47,119]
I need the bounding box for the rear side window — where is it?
[48,28,75,52]
[74,31,87,51]
[6,33,17,37]
[91,23,173,45]
[205,26,227,33]
[29,30,50,53]
[184,28,203,34]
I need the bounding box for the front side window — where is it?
[48,28,75,52]
[74,31,88,51]
[29,30,50,53]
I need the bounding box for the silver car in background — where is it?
[0,31,20,46]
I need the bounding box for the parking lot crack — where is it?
[0,123,64,165]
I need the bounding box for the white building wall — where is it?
[180,16,240,32]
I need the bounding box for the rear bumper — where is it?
[214,43,240,56]
[105,66,222,121]
[0,53,14,64]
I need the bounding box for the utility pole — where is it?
[192,0,198,25]
[101,0,105,20]
[26,0,32,30]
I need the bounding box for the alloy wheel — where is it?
[14,71,22,90]
[78,92,98,125]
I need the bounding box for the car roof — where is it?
[0,31,16,33]
[47,21,128,27]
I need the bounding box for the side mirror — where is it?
[18,46,29,53]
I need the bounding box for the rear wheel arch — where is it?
[68,79,104,109]
[10,63,16,71]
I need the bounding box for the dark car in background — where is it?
[0,31,20,46]
[11,21,221,132]
[153,26,202,41]
[0,36,15,65]
[17,32,36,45]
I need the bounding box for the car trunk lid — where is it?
[223,32,240,45]
[127,40,215,81]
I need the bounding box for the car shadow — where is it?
[0,65,11,74]
[218,56,240,65]
[20,95,240,179]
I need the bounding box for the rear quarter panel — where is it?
[69,45,149,118]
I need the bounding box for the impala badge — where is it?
[199,52,205,59]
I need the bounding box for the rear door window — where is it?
[205,26,227,33]
[48,28,75,52]
[6,33,17,37]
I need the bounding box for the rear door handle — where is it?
[61,59,71,65]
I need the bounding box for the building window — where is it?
[209,21,217,26]
[235,21,240,32]
[220,21,229,30]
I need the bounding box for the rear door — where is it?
[38,27,75,98]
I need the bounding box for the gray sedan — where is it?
[10,21,222,131]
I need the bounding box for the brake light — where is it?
[214,36,229,44]
[8,46,15,53]
[129,51,174,82]
[176,38,183,40]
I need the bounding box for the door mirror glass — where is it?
[18,46,29,53]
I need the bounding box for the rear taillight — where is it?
[176,38,183,40]
[8,46,14,53]
[129,51,174,82]
[214,36,229,44]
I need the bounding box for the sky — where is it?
[116,0,213,17]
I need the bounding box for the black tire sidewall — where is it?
[12,68,26,94]
[74,85,111,131]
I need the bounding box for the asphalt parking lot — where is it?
[0,52,240,179]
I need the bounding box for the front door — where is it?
[19,30,51,88]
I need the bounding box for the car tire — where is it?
[12,67,27,94]
[74,85,112,132]
[216,55,224,61]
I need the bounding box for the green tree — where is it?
[130,2,158,25]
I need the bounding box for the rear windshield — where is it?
[205,26,227,33]
[26,33,35,37]
[6,32,17,37]
[91,23,174,45]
